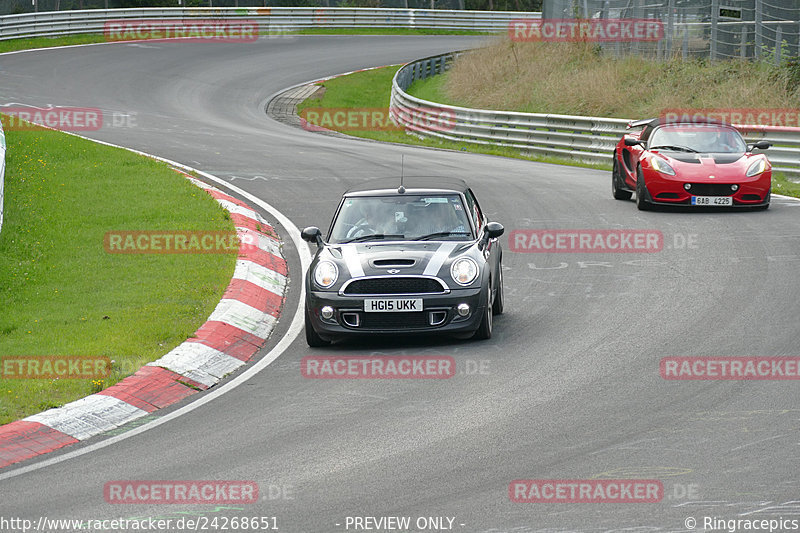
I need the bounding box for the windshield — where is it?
[649,125,747,153]
[329,194,473,244]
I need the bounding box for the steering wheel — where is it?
[346,223,375,238]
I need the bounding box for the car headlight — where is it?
[746,157,767,177]
[650,156,676,176]
[313,261,338,289]
[450,257,478,286]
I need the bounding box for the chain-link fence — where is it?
[543,0,800,62]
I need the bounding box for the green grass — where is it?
[297,65,610,172]
[773,173,800,197]
[406,72,449,103]
[0,121,236,425]
[430,40,800,118]
[0,34,109,55]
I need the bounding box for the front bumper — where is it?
[643,170,771,207]
[306,287,486,340]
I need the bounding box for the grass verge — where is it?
[0,121,236,425]
[0,34,109,55]
[293,28,492,36]
[773,173,800,197]
[423,39,800,118]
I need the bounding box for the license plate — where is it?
[364,298,423,312]
[692,196,732,206]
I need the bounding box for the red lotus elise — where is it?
[612,118,772,210]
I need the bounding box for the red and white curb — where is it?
[0,172,287,469]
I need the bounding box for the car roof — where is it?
[343,177,469,197]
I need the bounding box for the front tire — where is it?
[636,167,653,211]
[305,309,331,347]
[492,264,504,316]
[612,157,633,200]
[473,295,493,340]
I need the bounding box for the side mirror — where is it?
[301,226,323,246]
[749,140,771,151]
[624,137,643,147]
[484,221,504,240]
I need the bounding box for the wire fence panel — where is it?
[544,0,800,61]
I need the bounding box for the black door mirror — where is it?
[748,140,771,151]
[301,226,323,246]
[624,137,643,146]
[485,222,504,240]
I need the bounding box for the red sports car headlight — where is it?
[746,157,768,177]
[650,156,676,176]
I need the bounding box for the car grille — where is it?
[342,277,446,295]
[688,183,738,196]
[358,312,431,329]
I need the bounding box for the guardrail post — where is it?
[755,0,763,58]
[682,26,689,59]
[741,25,747,58]
[666,0,674,58]
[710,0,718,60]
[631,0,642,55]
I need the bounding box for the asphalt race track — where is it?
[2,35,800,532]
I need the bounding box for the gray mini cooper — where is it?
[301,177,504,347]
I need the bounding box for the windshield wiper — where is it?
[413,231,471,241]
[340,234,404,244]
[650,145,698,153]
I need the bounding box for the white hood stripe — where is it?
[423,243,457,276]
[341,245,365,278]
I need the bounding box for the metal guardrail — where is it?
[390,52,800,177]
[0,7,538,40]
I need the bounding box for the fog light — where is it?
[684,183,692,190]
[731,184,739,191]
[321,306,334,320]
[457,303,470,317]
